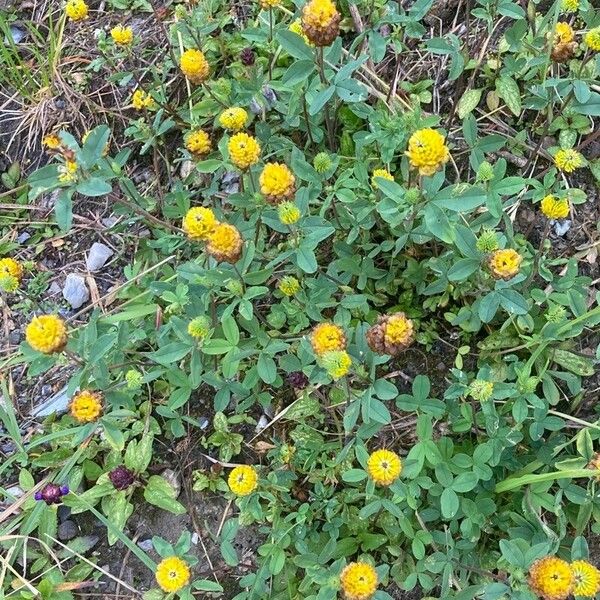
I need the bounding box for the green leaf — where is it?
[478,292,500,323]
[55,189,73,232]
[309,86,336,116]
[144,475,186,515]
[342,469,367,482]
[282,60,315,86]
[276,30,314,60]
[457,88,482,119]
[194,580,223,592]
[498,289,529,315]
[257,353,277,384]
[447,258,480,281]
[496,76,521,117]
[76,178,113,197]
[105,492,134,546]
[552,349,595,376]
[124,434,154,473]
[148,342,192,365]
[295,246,318,273]
[440,488,459,518]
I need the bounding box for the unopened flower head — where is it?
[111,24,133,46]
[188,316,211,339]
[313,152,332,173]
[371,168,394,189]
[184,130,211,157]
[65,0,88,21]
[182,207,217,241]
[488,248,522,280]
[560,0,578,12]
[278,202,301,225]
[554,149,585,173]
[340,562,378,600]
[476,161,495,182]
[310,322,346,356]
[0,274,18,293]
[320,349,351,379]
[70,390,103,423]
[206,223,243,263]
[26,315,68,354]
[585,28,600,52]
[125,369,143,389]
[406,128,450,176]
[301,0,341,46]
[545,304,567,323]
[260,162,296,203]
[228,133,261,170]
[109,466,135,490]
[476,228,499,252]
[528,556,574,600]
[289,18,312,46]
[228,465,258,496]
[155,557,191,593]
[219,107,248,132]
[367,449,402,486]
[278,276,300,296]
[259,0,281,9]
[540,195,569,219]
[58,160,78,183]
[468,379,494,402]
[34,483,70,505]
[180,49,210,84]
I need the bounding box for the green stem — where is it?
[495,468,595,493]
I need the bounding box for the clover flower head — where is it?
[155,556,191,593]
[111,24,134,45]
[366,313,414,356]
[260,162,296,203]
[488,248,522,280]
[43,134,62,149]
[301,0,341,46]
[25,315,68,354]
[540,195,569,219]
[0,258,23,283]
[125,369,143,389]
[278,276,300,296]
[228,465,258,496]
[219,107,248,132]
[58,160,78,183]
[109,466,135,490]
[406,128,450,176]
[206,223,243,263]
[184,130,211,157]
[476,228,499,252]
[278,202,301,225]
[131,89,156,110]
[310,322,346,356]
[560,0,578,12]
[340,562,379,600]
[188,316,211,339]
[371,168,394,189]
[528,556,574,600]
[313,152,332,173]
[585,28,600,52]
[180,49,210,84]
[320,349,352,379]
[70,390,103,423]
[289,18,313,46]
[182,207,218,241]
[468,379,494,402]
[228,133,261,170]
[554,149,585,173]
[571,560,600,597]
[367,448,402,486]
[65,0,88,21]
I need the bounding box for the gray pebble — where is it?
[7,24,27,43]
[17,232,31,244]
[58,520,79,541]
[554,219,571,237]
[102,216,119,228]
[62,274,89,309]
[86,242,113,272]
[137,538,154,551]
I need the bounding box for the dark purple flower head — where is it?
[109,466,135,491]
[36,483,68,505]
[240,47,255,66]
[287,371,309,390]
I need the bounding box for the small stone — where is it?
[180,160,195,179]
[255,415,269,432]
[137,539,154,552]
[160,469,181,498]
[7,24,27,43]
[102,216,119,228]
[249,98,262,114]
[48,281,61,296]
[86,242,113,272]
[554,219,571,237]
[57,505,72,522]
[191,532,199,545]
[62,274,89,309]
[17,232,31,244]
[58,520,79,541]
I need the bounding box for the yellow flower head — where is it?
[585,28,600,52]
[572,560,600,598]
[219,107,248,132]
[320,349,352,379]
[260,0,281,8]
[180,49,210,84]
[43,134,61,150]
[206,223,243,263]
[228,133,261,170]
[228,465,258,496]
[384,313,414,347]
[302,0,341,46]
[188,316,211,339]
[554,149,585,173]
[184,130,211,157]
[182,207,218,241]
[70,390,103,423]
[278,202,301,225]
[528,556,574,600]
[367,448,402,485]
[366,313,414,356]
[260,162,296,203]
[406,128,450,176]
[26,315,68,354]
[540,195,569,219]
[340,562,378,600]
[0,258,24,282]
[310,322,346,356]
[371,168,394,189]
[110,24,134,46]
[278,276,300,296]
[155,556,191,593]
[488,248,522,280]
[58,160,78,183]
[65,0,88,21]
[131,89,156,110]
[468,379,494,402]
[561,0,578,12]
[554,22,574,45]
[289,18,312,46]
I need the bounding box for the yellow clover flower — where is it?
[554,149,585,173]
[180,49,210,84]
[371,168,394,189]
[155,556,191,593]
[182,207,218,241]
[540,195,569,219]
[572,560,600,598]
[301,0,341,47]
[188,316,211,339]
[43,134,61,150]
[585,28,600,52]
[278,276,300,296]
[65,0,88,21]
[366,313,414,356]
[340,562,378,600]
[310,322,346,356]
[70,391,103,423]
[260,0,281,8]
[184,130,211,157]
[131,89,156,110]
[228,132,261,170]
[26,315,68,354]
[228,465,258,496]
[367,448,402,486]
[561,0,578,12]
[0,258,24,282]
[528,556,574,600]
[206,223,243,263]
[406,128,450,176]
[58,160,78,183]
[289,18,312,46]
[260,162,296,203]
[219,107,248,132]
[554,22,574,44]
[278,202,301,225]
[488,248,522,280]
[110,24,134,46]
[320,349,352,379]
